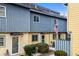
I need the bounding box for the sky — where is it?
[36,3,67,16]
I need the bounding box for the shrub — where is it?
[54,50,67,56]
[24,44,36,56]
[35,43,49,54]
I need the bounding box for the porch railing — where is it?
[55,39,71,56]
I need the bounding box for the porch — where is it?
[50,39,71,56]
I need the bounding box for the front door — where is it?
[12,36,18,54]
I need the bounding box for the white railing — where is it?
[55,39,71,56]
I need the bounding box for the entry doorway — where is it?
[12,36,18,54]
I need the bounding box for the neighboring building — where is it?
[0,3,67,56]
[68,3,79,56]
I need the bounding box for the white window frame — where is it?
[0,35,6,47]
[0,5,6,17]
[33,14,40,23]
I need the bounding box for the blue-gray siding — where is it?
[30,12,54,32]
[58,19,67,32]
[55,40,70,55]
[0,4,30,32]
[0,4,67,32]
[0,18,7,32]
[30,12,67,32]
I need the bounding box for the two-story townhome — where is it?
[0,3,67,56]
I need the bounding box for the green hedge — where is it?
[24,44,36,56]
[24,43,49,56]
[35,43,49,54]
[54,50,67,56]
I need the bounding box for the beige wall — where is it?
[68,3,79,56]
[0,32,54,55]
[0,33,29,56]
[28,33,40,44]
[0,33,11,56]
[18,33,29,55]
[44,33,54,45]
[0,32,66,56]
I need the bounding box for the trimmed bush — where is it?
[24,44,36,56]
[35,43,49,54]
[54,50,67,56]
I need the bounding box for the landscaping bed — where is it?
[24,43,50,56]
[40,50,54,56]
[23,43,67,56]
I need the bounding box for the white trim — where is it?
[70,32,72,56]
[0,5,6,18]
[33,14,40,23]
[11,36,19,54]
[0,35,6,47]
[11,53,19,56]
[38,33,41,43]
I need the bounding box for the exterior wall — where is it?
[0,33,12,56]
[44,33,54,45]
[18,33,29,55]
[68,3,79,56]
[28,33,40,44]
[0,33,29,55]
[30,12,54,32]
[27,32,56,46]
[30,12,67,32]
[0,4,30,32]
[0,18,7,32]
[58,19,67,32]
[0,32,67,55]
[0,4,67,32]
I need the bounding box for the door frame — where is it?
[11,36,19,55]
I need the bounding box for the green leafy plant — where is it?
[24,44,36,56]
[54,50,67,56]
[35,43,49,54]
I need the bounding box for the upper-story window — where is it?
[0,5,6,17]
[33,15,40,23]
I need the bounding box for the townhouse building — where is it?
[0,3,67,55]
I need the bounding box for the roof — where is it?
[13,3,67,20]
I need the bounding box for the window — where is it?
[33,15,40,23]
[32,35,38,41]
[53,33,56,40]
[0,5,6,17]
[0,35,5,46]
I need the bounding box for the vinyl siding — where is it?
[68,3,79,55]
[0,18,7,32]
[30,12,54,32]
[30,12,67,32]
[0,4,30,32]
[0,4,67,32]
[58,19,67,32]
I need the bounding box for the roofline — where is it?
[12,3,67,20]
[12,3,30,9]
[30,9,67,20]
